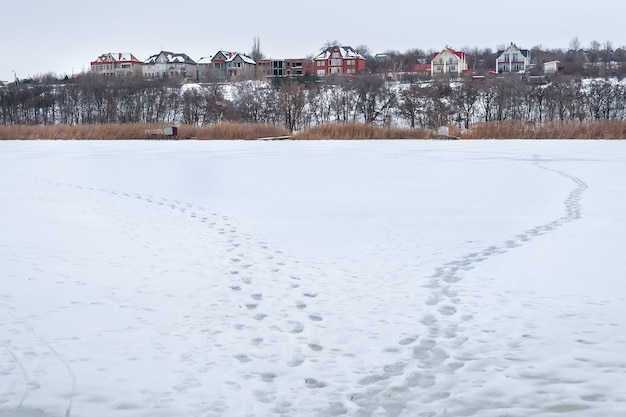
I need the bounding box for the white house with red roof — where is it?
[430,46,467,76]
[90,53,143,77]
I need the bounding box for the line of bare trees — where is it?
[2,73,626,131]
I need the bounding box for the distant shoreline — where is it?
[1,121,625,140]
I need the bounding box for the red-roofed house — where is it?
[313,46,366,76]
[90,53,143,77]
[431,46,468,76]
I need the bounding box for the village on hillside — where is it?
[3,39,626,134]
[2,39,624,88]
[85,43,601,83]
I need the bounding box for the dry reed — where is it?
[2,121,626,141]
[464,120,626,140]
[292,123,433,139]
[0,123,290,140]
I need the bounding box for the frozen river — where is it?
[1,139,625,417]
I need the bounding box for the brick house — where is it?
[142,51,197,82]
[313,46,366,76]
[431,46,468,76]
[496,43,531,73]
[90,53,143,77]
[256,58,313,77]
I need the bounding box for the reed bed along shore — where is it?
[0,123,290,141]
[464,120,626,140]
[1,121,626,140]
[292,123,433,140]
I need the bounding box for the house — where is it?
[496,43,531,73]
[225,53,256,80]
[312,46,366,76]
[256,58,313,77]
[199,51,258,81]
[142,51,197,82]
[90,53,143,77]
[431,46,468,76]
[205,51,233,82]
[196,56,215,81]
[543,60,560,74]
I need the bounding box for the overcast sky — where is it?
[2,0,626,82]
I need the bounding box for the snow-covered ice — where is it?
[1,139,625,417]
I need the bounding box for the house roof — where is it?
[92,52,141,64]
[432,46,465,61]
[313,46,364,60]
[496,43,530,58]
[226,53,256,64]
[143,51,197,65]
[211,51,233,62]
[412,63,432,73]
[197,56,214,65]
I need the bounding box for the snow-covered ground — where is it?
[1,139,625,417]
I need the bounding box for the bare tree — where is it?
[351,75,396,125]
[569,37,581,52]
[250,36,265,62]
[322,40,341,50]
[277,80,308,132]
[396,84,429,129]
[450,77,480,129]
[587,40,602,71]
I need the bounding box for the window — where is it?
[332,52,340,58]
[449,66,456,72]
[504,54,510,62]
[330,59,342,66]
[330,67,342,74]
[436,66,443,72]
[513,54,518,62]
[317,61,324,66]
[317,69,326,76]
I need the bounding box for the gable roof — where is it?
[313,46,364,60]
[143,51,196,65]
[92,52,141,64]
[432,46,465,61]
[211,51,233,62]
[226,53,256,64]
[496,43,530,58]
